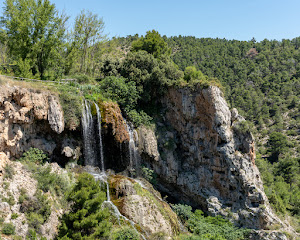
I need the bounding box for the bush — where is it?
[99,76,139,110]
[72,74,93,84]
[4,164,14,179]
[111,226,139,240]
[172,204,193,222]
[57,173,112,239]
[20,148,48,164]
[126,109,152,127]
[11,213,18,220]
[2,222,15,235]
[173,204,249,240]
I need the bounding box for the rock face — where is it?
[138,86,283,230]
[0,85,79,162]
[0,153,67,239]
[109,175,180,238]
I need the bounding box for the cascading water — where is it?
[86,166,146,240]
[126,122,141,176]
[95,103,104,171]
[81,100,96,166]
[82,105,146,239]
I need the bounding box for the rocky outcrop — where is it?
[99,101,129,143]
[0,85,80,162]
[138,85,283,231]
[109,175,180,238]
[0,153,68,239]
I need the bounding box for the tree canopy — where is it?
[1,0,68,78]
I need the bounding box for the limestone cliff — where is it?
[0,85,80,162]
[137,85,285,231]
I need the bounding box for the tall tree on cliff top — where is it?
[131,30,171,58]
[73,9,106,74]
[1,0,68,79]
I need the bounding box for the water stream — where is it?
[82,102,146,239]
[81,100,96,166]
[95,103,104,171]
[126,122,141,176]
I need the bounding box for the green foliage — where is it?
[98,76,139,110]
[57,172,112,239]
[1,0,68,78]
[57,84,82,129]
[73,9,106,74]
[1,222,15,235]
[111,226,139,240]
[141,166,155,183]
[20,147,48,164]
[72,74,94,84]
[126,109,152,127]
[11,213,18,220]
[132,30,171,58]
[34,165,72,197]
[121,50,183,104]
[4,163,14,179]
[20,191,51,232]
[172,204,193,222]
[173,204,249,240]
[267,132,289,162]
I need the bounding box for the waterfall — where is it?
[95,103,105,171]
[86,166,146,240]
[81,100,96,166]
[126,122,140,176]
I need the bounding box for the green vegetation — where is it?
[111,226,139,240]
[173,204,250,240]
[0,0,299,236]
[20,147,48,164]
[131,29,171,58]
[57,172,112,239]
[1,222,15,235]
[4,163,14,179]
[1,0,67,79]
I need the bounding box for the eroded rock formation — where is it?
[109,175,180,238]
[138,85,283,230]
[0,85,80,162]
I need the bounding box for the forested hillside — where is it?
[165,36,300,224]
[0,0,299,238]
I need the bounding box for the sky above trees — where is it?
[1,0,300,41]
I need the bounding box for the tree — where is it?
[1,0,68,79]
[268,132,289,162]
[57,173,112,239]
[131,30,171,58]
[73,9,106,74]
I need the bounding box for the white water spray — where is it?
[81,100,96,166]
[94,103,105,171]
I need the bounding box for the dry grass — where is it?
[0,75,63,96]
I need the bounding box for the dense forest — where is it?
[0,0,299,238]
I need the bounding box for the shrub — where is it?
[72,74,93,84]
[57,173,112,239]
[2,222,15,235]
[126,109,152,127]
[27,212,44,232]
[11,213,18,220]
[98,76,139,110]
[141,166,155,183]
[20,148,48,164]
[172,204,193,222]
[111,226,139,240]
[4,164,14,179]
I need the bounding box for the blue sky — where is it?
[1,0,300,41]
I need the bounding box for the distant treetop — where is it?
[131,30,171,58]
